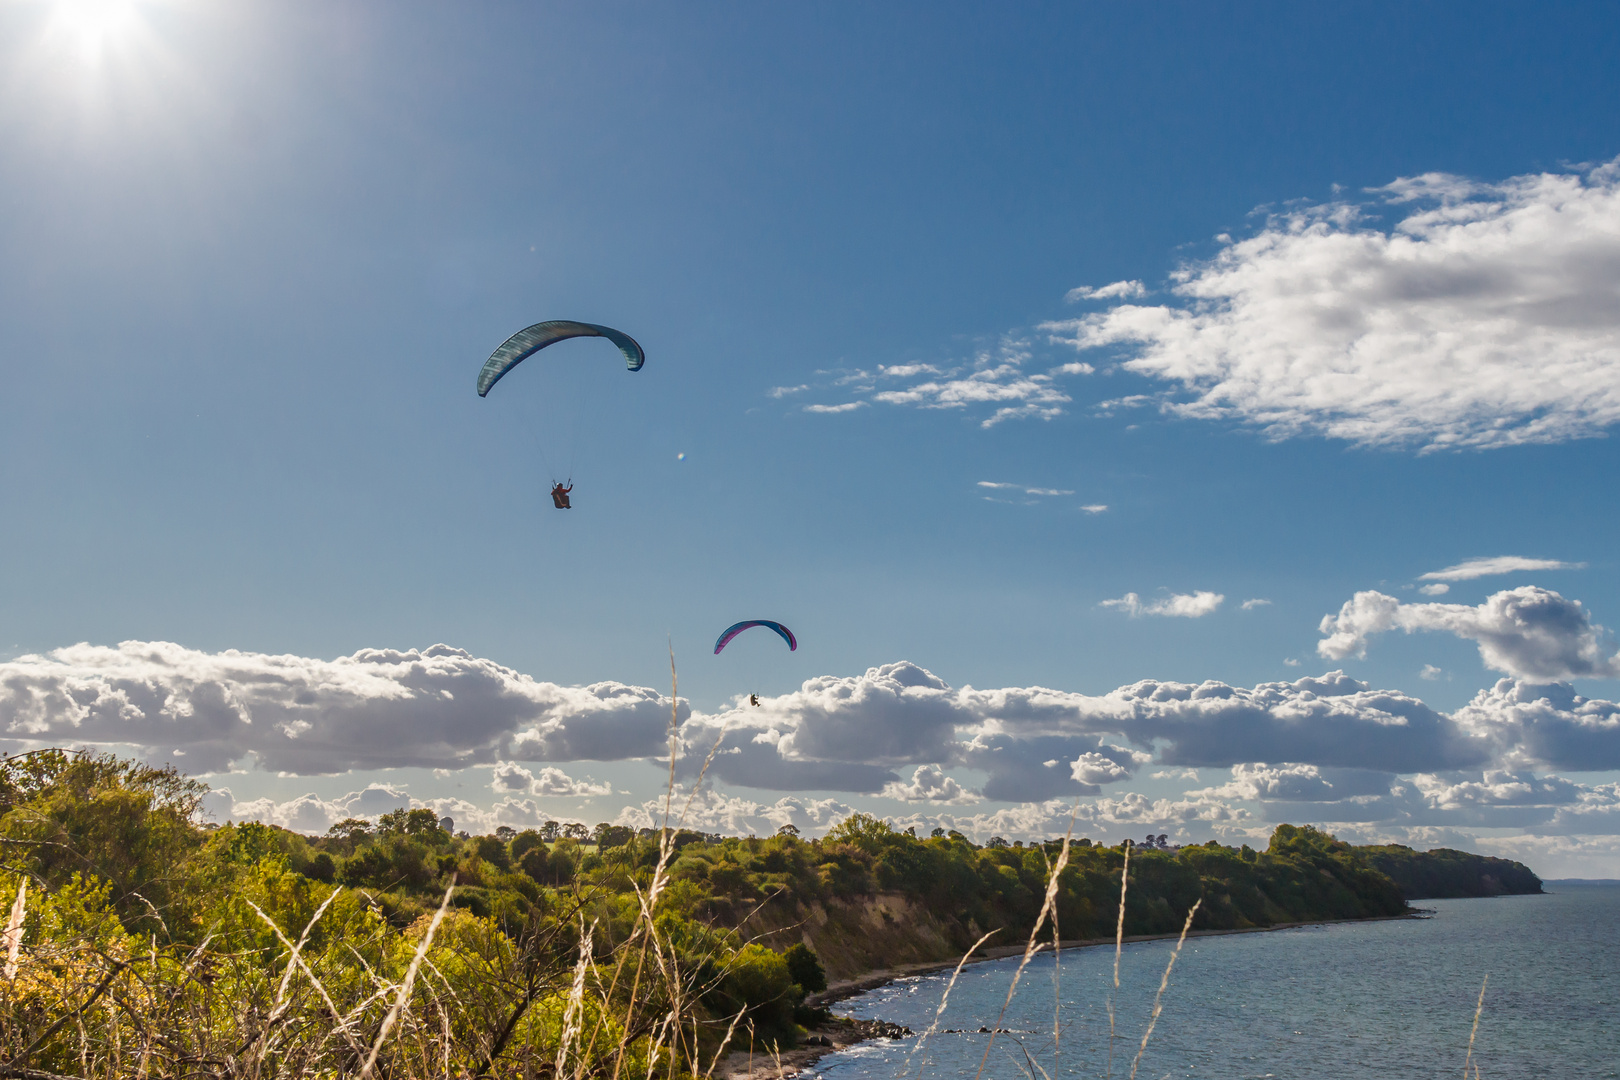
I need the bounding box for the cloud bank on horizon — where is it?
[6,582,1620,863]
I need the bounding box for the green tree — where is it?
[782,942,826,995]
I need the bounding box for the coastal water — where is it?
[815,883,1618,1080]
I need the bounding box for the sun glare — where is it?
[45,0,143,64]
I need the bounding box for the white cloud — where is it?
[1188,763,1400,809]
[1070,751,1133,785]
[977,482,1074,497]
[1317,586,1620,682]
[613,789,857,837]
[1420,664,1445,681]
[1044,158,1620,450]
[1412,769,1583,810]
[877,363,942,378]
[803,401,867,414]
[1419,556,1585,582]
[1151,768,1200,781]
[865,341,1087,428]
[684,662,1485,799]
[1452,679,1620,772]
[0,641,680,774]
[908,798,1083,844]
[768,384,808,398]
[203,783,413,834]
[1080,504,1109,514]
[1087,792,1249,827]
[1066,280,1147,302]
[1240,598,1272,610]
[1101,591,1225,618]
[490,762,612,798]
[881,764,981,805]
[1419,584,1451,596]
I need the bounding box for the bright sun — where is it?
[46,0,143,63]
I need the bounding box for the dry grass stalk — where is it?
[2,878,24,980]
[972,811,1078,1080]
[903,928,1000,1080]
[1106,838,1131,1080]
[1463,973,1489,1080]
[360,876,457,1080]
[1127,898,1201,1080]
[554,915,597,1080]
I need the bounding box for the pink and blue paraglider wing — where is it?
[714,620,797,655]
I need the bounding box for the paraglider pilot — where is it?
[550,482,573,509]
[749,694,760,707]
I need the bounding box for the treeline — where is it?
[1361,843,1544,898]
[0,750,1539,1077]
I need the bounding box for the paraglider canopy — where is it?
[714,620,797,655]
[477,320,645,398]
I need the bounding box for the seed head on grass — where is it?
[1128,899,1201,1080]
[1463,973,1489,1080]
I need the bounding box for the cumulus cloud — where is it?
[0,641,679,774]
[490,762,612,798]
[1419,556,1585,582]
[1191,763,1402,808]
[613,790,857,837]
[1412,769,1583,810]
[1241,599,1272,610]
[1044,158,1620,450]
[1087,792,1249,828]
[29,639,1620,855]
[1419,584,1451,596]
[1101,591,1225,618]
[881,765,981,804]
[1317,586,1620,681]
[1067,280,1148,302]
[1420,664,1445,681]
[904,798,1082,844]
[203,783,411,833]
[1452,679,1620,771]
[768,384,808,398]
[1080,504,1109,514]
[1070,751,1135,785]
[803,402,866,414]
[678,663,1486,802]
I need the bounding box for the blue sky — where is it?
[5,1,1620,875]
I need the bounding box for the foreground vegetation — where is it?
[0,749,1538,1078]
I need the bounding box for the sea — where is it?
[811,883,1618,1080]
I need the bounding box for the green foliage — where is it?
[783,942,826,995]
[1361,843,1544,898]
[0,750,207,933]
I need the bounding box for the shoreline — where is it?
[721,910,1426,1079]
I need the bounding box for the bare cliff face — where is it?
[729,891,975,983]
